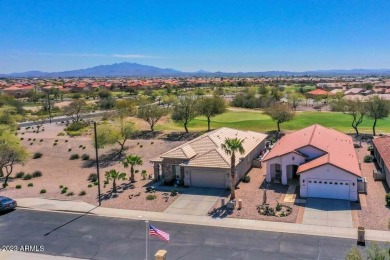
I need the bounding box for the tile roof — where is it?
[373,136,390,172]
[153,127,268,169]
[263,124,361,177]
[306,89,334,95]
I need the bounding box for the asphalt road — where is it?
[0,209,360,260]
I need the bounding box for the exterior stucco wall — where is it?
[299,164,358,201]
[265,152,305,184]
[235,139,266,183]
[298,145,325,159]
[373,145,390,188]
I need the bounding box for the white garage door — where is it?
[307,179,350,200]
[190,169,226,188]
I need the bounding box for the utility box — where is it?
[357,226,365,246]
[155,250,167,260]
[238,199,242,209]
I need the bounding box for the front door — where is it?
[172,165,181,180]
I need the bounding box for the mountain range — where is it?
[1,62,390,77]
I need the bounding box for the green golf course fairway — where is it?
[155,110,390,134]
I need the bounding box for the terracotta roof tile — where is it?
[373,136,390,172]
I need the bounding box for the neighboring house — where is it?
[263,124,361,201]
[344,88,364,95]
[372,136,390,188]
[151,127,267,189]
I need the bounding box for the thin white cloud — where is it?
[36,52,159,59]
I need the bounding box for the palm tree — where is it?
[122,154,143,183]
[104,169,126,193]
[221,138,245,200]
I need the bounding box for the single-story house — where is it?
[263,124,361,201]
[151,127,267,189]
[372,136,390,188]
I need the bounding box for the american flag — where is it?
[149,224,170,242]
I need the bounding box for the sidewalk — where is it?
[16,198,390,242]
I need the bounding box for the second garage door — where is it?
[190,169,226,188]
[307,179,350,200]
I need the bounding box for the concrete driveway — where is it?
[302,198,353,228]
[164,188,224,216]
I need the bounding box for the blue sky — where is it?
[1,0,390,73]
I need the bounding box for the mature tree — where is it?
[287,93,304,110]
[270,87,283,101]
[98,89,112,99]
[0,126,28,187]
[104,169,126,193]
[27,90,44,103]
[342,99,366,137]
[198,97,227,131]
[221,138,245,200]
[122,154,143,183]
[265,103,295,132]
[258,85,269,95]
[171,97,199,133]
[137,104,168,131]
[0,106,17,129]
[366,96,390,136]
[63,100,88,123]
[31,116,47,133]
[162,95,178,108]
[95,122,135,157]
[115,99,137,129]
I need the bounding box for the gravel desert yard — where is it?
[0,122,185,212]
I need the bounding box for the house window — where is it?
[324,182,327,184]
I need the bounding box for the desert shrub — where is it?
[2,183,8,188]
[32,171,42,178]
[23,174,32,180]
[135,170,139,173]
[40,139,43,142]
[15,185,22,189]
[88,173,98,182]
[68,148,72,152]
[82,146,86,149]
[88,184,93,188]
[30,143,33,145]
[140,145,143,148]
[94,181,99,186]
[66,192,74,196]
[81,154,90,160]
[33,152,43,159]
[40,189,46,194]
[55,139,58,142]
[65,122,88,132]
[151,142,154,144]
[386,193,390,207]
[33,138,36,141]
[15,171,25,178]
[170,190,178,196]
[28,138,31,141]
[65,139,69,142]
[364,155,374,163]
[61,188,68,194]
[20,138,24,140]
[53,143,57,146]
[141,170,147,180]
[276,203,282,211]
[79,190,86,196]
[367,145,374,151]
[79,145,83,148]
[242,175,250,183]
[70,154,80,160]
[353,143,361,148]
[28,183,33,187]
[146,194,157,200]
[21,132,25,135]
[59,185,64,188]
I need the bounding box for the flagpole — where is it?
[145,220,149,260]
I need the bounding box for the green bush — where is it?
[30,142,33,145]
[242,175,250,183]
[364,155,374,163]
[33,152,43,159]
[170,190,178,196]
[65,139,69,142]
[79,190,86,196]
[40,139,43,142]
[386,193,390,207]
[15,171,25,178]
[2,183,8,188]
[66,192,74,196]
[276,203,282,211]
[146,194,157,200]
[94,181,99,186]
[55,139,58,142]
[88,173,98,182]
[23,174,32,180]
[20,138,24,140]
[88,184,93,188]
[53,143,57,146]
[70,154,80,160]
[61,188,68,194]
[15,185,22,189]
[65,122,88,132]
[81,154,90,160]
[32,171,42,178]
[40,189,46,194]
[28,183,33,187]
[59,185,64,188]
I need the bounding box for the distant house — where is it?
[373,136,390,188]
[263,124,361,201]
[2,85,36,97]
[344,88,364,95]
[151,127,267,189]
[306,88,334,98]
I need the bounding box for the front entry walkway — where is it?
[164,188,225,216]
[302,198,353,228]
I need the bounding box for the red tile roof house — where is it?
[372,136,390,188]
[262,124,361,201]
[151,127,267,189]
